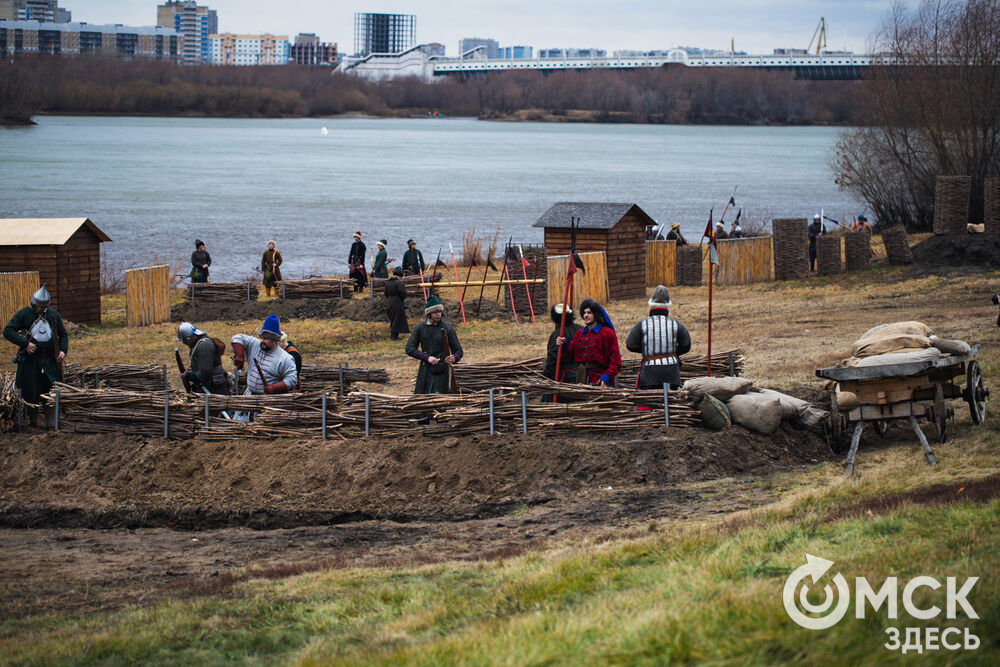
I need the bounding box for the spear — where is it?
[553,217,585,402]
[449,242,467,324]
[517,244,536,324]
[476,254,499,316]
[496,237,519,325]
[460,242,480,308]
[429,248,447,303]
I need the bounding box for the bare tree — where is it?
[833,0,1000,230]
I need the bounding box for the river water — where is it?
[1,116,862,282]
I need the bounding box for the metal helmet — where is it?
[30,285,51,308]
[176,321,205,343]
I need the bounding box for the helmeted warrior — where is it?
[3,285,67,427]
[625,285,692,389]
[808,214,825,271]
[405,295,463,394]
[177,321,231,395]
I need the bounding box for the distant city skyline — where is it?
[63,1,893,55]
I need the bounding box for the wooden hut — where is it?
[533,202,651,301]
[0,218,111,325]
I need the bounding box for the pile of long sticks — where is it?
[452,350,745,392]
[36,380,699,440]
[0,374,20,432]
[62,363,164,391]
[371,272,442,292]
[281,278,354,300]
[300,364,390,386]
[185,282,255,303]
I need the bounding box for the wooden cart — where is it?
[816,345,988,473]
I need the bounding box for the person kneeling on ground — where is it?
[231,314,298,396]
[625,285,691,390]
[405,295,463,394]
[555,298,620,387]
[177,321,231,395]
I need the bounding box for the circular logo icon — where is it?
[783,554,851,630]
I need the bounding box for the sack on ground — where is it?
[795,405,830,434]
[929,336,971,357]
[683,376,753,402]
[855,347,941,368]
[698,394,731,430]
[725,393,782,434]
[756,388,810,420]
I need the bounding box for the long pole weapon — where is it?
[448,242,467,324]
[460,242,479,309]
[553,217,585,402]
[517,244,536,324]
[429,248,445,303]
[476,253,498,316]
[701,208,716,376]
[417,261,428,301]
[496,237,520,325]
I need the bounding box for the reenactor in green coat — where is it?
[372,239,389,279]
[405,295,463,394]
[3,286,68,427]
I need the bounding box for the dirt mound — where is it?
[911,233,1000,270]
[171,296,512,324]
[0,425,829,530]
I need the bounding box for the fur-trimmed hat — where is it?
[649,285,672,309]
[550,303,575,326]
[424,295,444,316]
[377,239,387,248]
[407,239,416,246]
[353,231,361,239]
[670,221,680,229]
[267,239,276,248]
[259,314,283,341]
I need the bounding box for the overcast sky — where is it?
[67,1,894,55]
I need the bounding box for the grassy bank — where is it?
[2,266,998,663]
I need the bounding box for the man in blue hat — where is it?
[231,314,298,396]
[405,295,463,394]
[3,285,68,427]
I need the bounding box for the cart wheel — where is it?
[874,420,889,437]
[965,360,988,425]
[935,383,948,443]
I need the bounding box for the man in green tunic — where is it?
[402,239,425,275]
[372,239,389,279]
[405,295,463,394]
[3,286,68,427]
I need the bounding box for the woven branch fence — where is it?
[125,265,170,327]
[985,177,1000,236]
[933,175,972,235]
[675,245,703,286]
[816,235,841,276]
[645,241,677,287]
[844,232,872,271]
[186,281,257,303]
[0,271,39,328]
[28,381,700,440]
[881,226,914,264]
[546,251,609,310]
[451,350,745,392]
[772,218,810,281]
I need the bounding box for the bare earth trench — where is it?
[1,425,830,618]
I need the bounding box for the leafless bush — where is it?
[461,223,501,266]
[833,0,1000,231]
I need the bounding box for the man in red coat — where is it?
[555,298,621,386]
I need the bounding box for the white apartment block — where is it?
[209,33,288,65]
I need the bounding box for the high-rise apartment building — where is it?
[208,33,288,66]
[156,1,216,64]
[459,37,497,59]
[0,19,179,60]
[499,45,532,59]
[353,12,414,57]
[0,1,61,22]
[290,33,337,66]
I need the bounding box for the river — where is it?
[0,116,862,282]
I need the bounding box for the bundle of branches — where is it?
[281,278,353,300]
[185,282,255,303]
[62,363,164,391]
[42,383,197,438]
[300,364,390,387]
[452,350,745,392]
[0,373,22,432]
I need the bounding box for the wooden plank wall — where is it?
[0,246,58,310]
[55,227,102,325]
[645,240,677,287]
[543,215,645,301]
[715,236,774,285]
[546,251,609,311]
[0,271,40,328]
[125,264,170,327]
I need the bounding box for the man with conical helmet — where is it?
[176,322,231,395]
[3,285,68,427]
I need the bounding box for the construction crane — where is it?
[807,17,827,55]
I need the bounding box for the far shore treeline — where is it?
[0,57,860,126]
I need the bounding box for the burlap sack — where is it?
[855,347,942,368]
[726,393,783,434]
[857,321,932,341]
[836,389,861,410]
[930,336,972,356]
[852,334,932,358]
[756,388,809,420]
[683,376,753,402]
[699,395,732,430]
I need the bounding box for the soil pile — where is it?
[911,233,1000,270]
[0,425,828,529]
[171,296,512,324]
